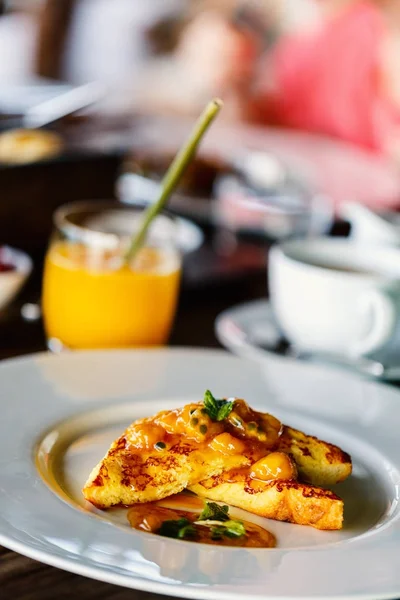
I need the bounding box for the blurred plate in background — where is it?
[113,117,400,240]
[117,122,335,240]
[215,299,400,382]
[0,78,104,129]
[117,116,400,210]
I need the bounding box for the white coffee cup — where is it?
[269,238,400,363]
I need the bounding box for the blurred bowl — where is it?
[0,246,32,310]
[118,146,334,239]
[212,151,334,240]
[125,117,400,213]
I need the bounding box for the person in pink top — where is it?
[267,0,400,157]
[171,1,400,161]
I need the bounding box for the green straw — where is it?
[124,98,223,264]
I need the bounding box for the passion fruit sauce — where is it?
[127,499,276,548]
[125,398,283,462]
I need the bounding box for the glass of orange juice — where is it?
[42,201,182,351]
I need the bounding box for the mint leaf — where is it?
[210,519,246,540]
[203,390,234,422]
[158,518,197,540]
[203,390,219,420]
[177,523,197,539]
[217,401,234,421]
[199,502,229,522]
[223,520,246,538]
[210,525,226,540]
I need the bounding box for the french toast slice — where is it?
[83,425,249,508]
[83,394,352,518]
[276,426,352,487]
[187,425,351,530]
[190,475,344,530]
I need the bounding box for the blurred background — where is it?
[3,0,400,154]
[2,0,400,359]
[4,2,400,594]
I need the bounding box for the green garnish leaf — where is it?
[210,520,246,540]
[217,402,235,421]
[178,523,197,540]
[199,502,229,522]
[222,520,246,538]
[203,390,219,419]
[157,508,245,544]
[158,518,197,540]
[210,525,226,540]
[203,390,234,421]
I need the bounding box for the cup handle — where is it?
[351,284,399,357]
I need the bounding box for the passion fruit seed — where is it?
[200,424,208,435]
[154,441,166,450]
[191,417,199,426]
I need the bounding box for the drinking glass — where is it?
[42,201,181,351]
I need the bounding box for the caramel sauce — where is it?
[250,452,297,482]
[123,400,283,462]
[202,467,251,489]
[127,503,276,548]
[156,491,205,511]
[108,399,289,495]
[199,460,297,493]
[209,432,246,455]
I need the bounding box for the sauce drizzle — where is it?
[127,500,276,548]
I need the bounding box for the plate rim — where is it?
[214,298,400,381]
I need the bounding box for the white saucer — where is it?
[215,299,400,381]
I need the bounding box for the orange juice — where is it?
[42,242,181,349]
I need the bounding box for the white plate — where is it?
[1,348,400,599]
[215,299,400,382]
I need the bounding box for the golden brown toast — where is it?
[187,424,351,530]
[83,426,248,508]
[276,426,351,487]
[83,395,351,525]
[190,474,344,530]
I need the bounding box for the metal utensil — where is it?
[22,81,105,129]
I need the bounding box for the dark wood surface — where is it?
[0,546,174,600]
